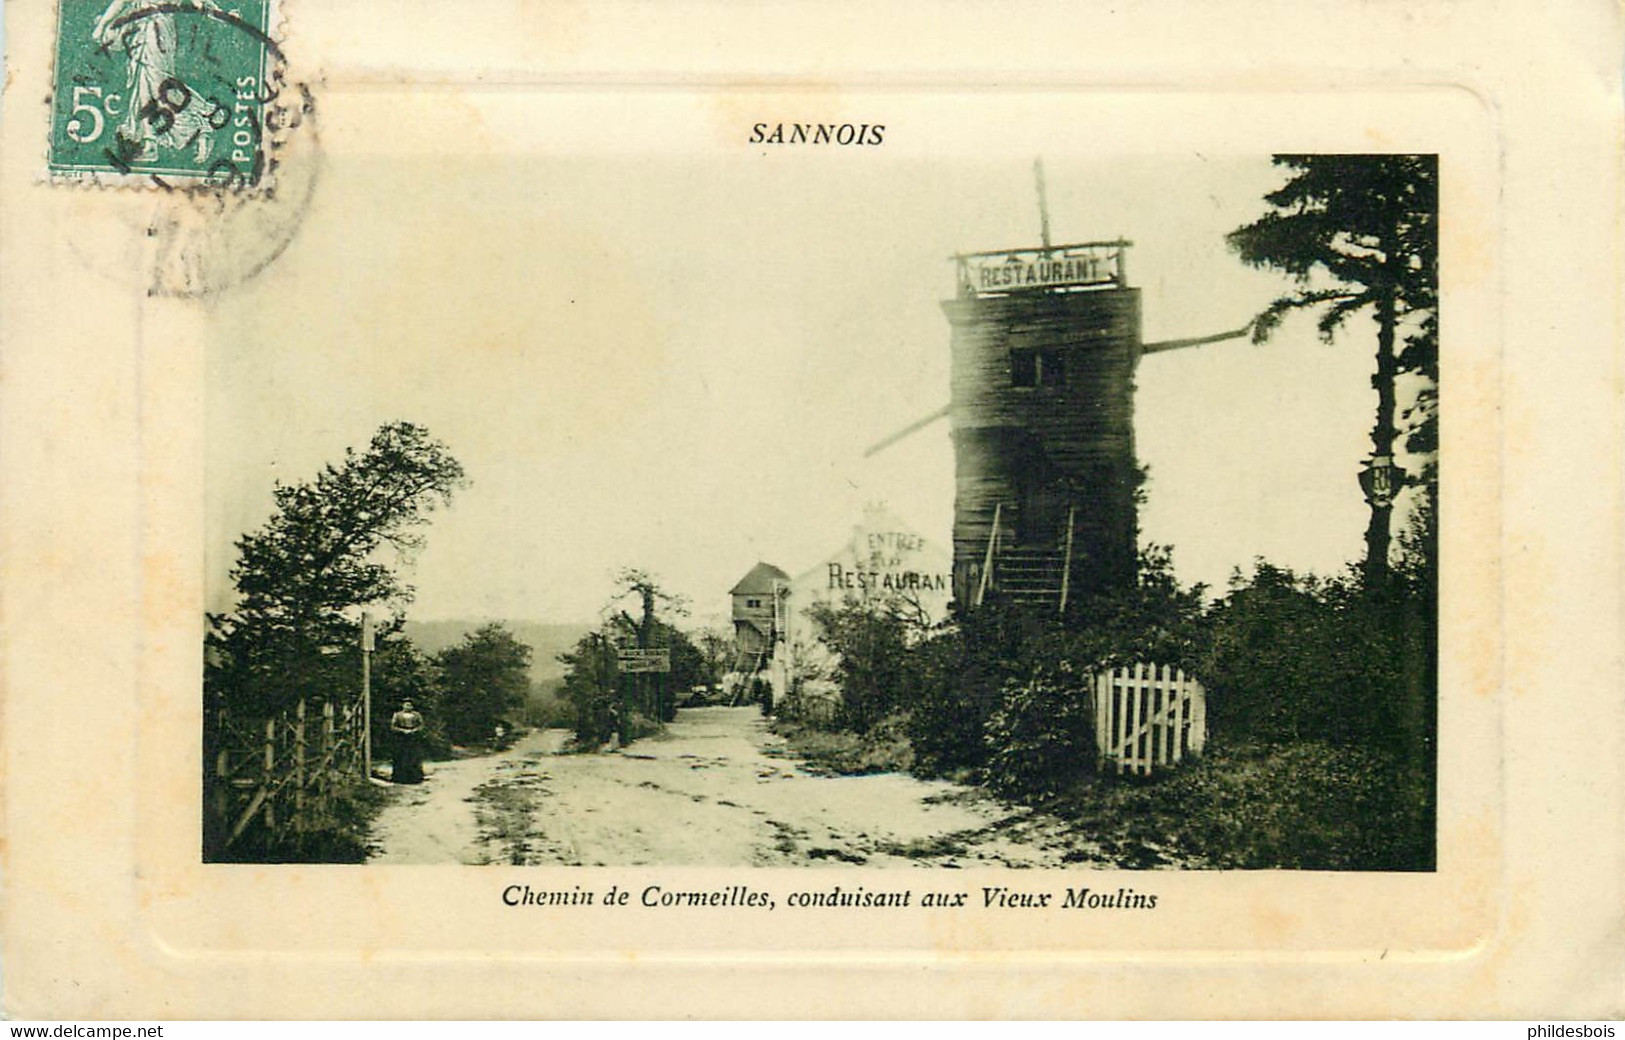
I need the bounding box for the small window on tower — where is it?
[1011,348,1064,388]
[1010,348,1038,387]
[746,598,762,608]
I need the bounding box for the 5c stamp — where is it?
[48,0,278,187]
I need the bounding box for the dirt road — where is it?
[367,706,1105,867]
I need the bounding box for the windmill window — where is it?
[1011,348,1065,388]
[746,598,762,608]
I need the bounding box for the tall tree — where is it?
[559,630,621,748]
[434,623,533,744]
[606,568,689,725]
[1227,155,1438,583]
[207,421,467,714]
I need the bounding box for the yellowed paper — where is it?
[1,0,1620,1019]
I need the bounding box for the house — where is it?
[728,560,789,675]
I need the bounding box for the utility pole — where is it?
[613,633,631,747]
[1033,157,1052,251]
[360,611,374,778]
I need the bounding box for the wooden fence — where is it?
[208,694,368,851]
[1092,663,1207,776]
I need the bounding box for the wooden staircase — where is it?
[974,505,1078,615]
[993,547,1067,610]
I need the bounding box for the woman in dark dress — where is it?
[389,700,425,784]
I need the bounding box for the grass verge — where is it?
[770,714,915,776]
[1042,740,1434,870]
[206,779,393,864]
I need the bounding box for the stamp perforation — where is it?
[41,0,292,193]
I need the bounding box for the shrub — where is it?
[520,682,575,729]
[1059,544,1211,673]
[625,711,663,743]
[1201,562,1433,751]
[559,632,620,748]
[908,547,1209,780]
[206,778,389,864]
[982,669,1097,798]
[904,605,1027,775]
[804,600,917,733]
[434,623,533,745]
[776,686,841,727]
[1068,739,1433,870]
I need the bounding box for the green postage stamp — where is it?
[48,0,277,186]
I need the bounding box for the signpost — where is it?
[617,648,671,674]
[613,646,672,743]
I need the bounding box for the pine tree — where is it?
[1227,155,1438,583]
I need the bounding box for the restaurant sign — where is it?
[956,240,1128,296]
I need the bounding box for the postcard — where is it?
[2,0,1620,1020]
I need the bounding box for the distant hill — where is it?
[400,619,591,687]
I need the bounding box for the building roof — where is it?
[729,561,790,596]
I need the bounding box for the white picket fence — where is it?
[1092,663,1207,776]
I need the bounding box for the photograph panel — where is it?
[10,0,1587,1007]
[202,148,1437,874]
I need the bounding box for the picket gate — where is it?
[1092,662,1206,776]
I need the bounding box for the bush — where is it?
[1061,739,1433,870]
[1201,562,1433,750]
[903,629,993,775]
[559,632,620,748]
[904,606,1025,775]
[435,623,533,745]
[982,669,1097,798]
[804,600,918,732]
[1059,544,1211,673]
[751,676,773,715]
[801,540,1433,865]
[907,548,1209,780]
[776,686,840,726]
[206,778,389,864]
[624,711,663,743]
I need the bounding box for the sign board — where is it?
[956,240,1127,296]
[617,648,671,673]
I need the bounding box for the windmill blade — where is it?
[1139,322,1254,356]
[865,322,1252,458]
[863,404,951,457]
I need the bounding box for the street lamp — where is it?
[1358,454,1402,508]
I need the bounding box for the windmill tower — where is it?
[867,161,1249,614]
[942,237,1141,609]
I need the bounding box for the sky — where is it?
[206,149,1396,629]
